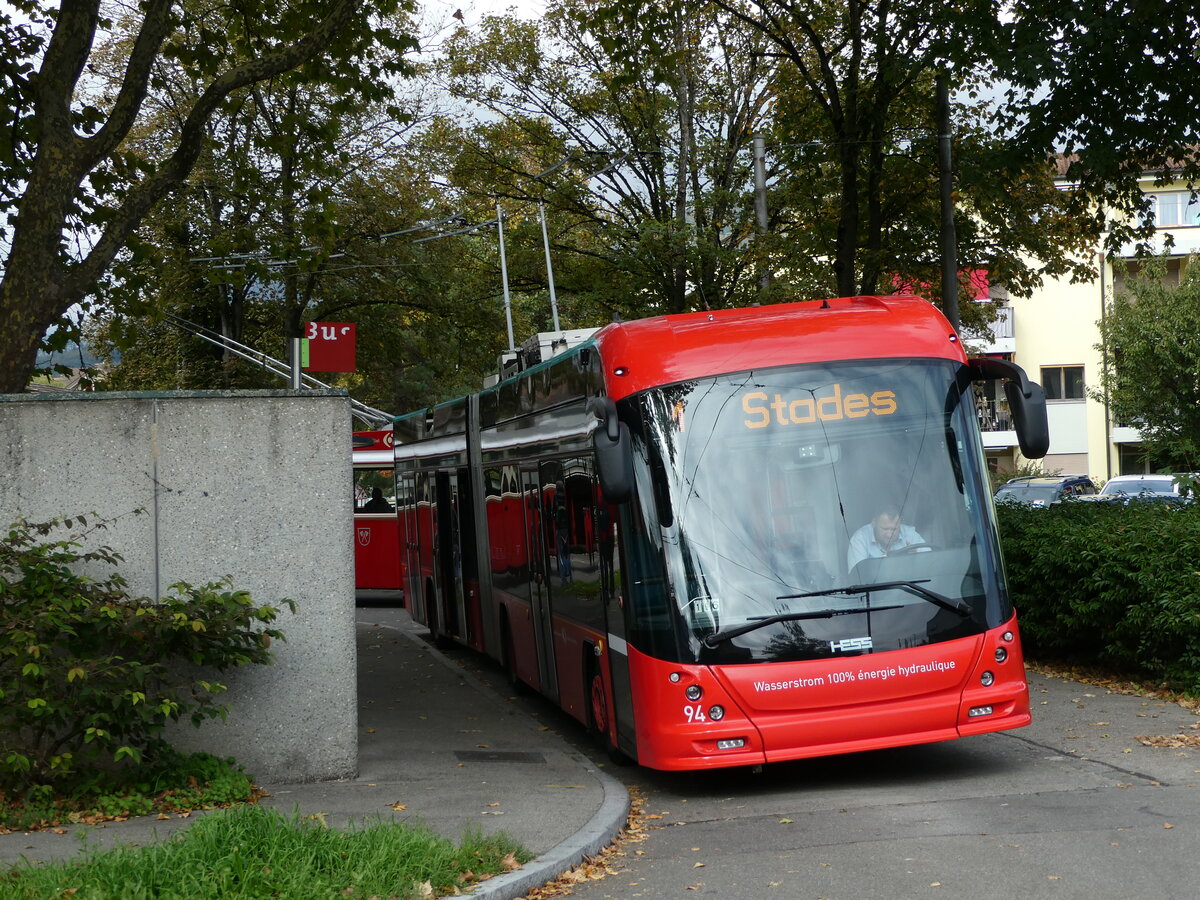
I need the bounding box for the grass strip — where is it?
[0,804,529,899]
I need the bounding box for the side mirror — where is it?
[968,358,1050,459]
[588,396,634,503]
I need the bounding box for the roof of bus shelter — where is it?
[592,294,963,401]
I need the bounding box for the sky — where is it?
[424,0,548,30]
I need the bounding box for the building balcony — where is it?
[1110,425,1142,444]
[976,398,1019,450]
[965,306,1014,355]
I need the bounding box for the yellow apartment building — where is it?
[968,177,1199,483]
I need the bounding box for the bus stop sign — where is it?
[303,322,356,372]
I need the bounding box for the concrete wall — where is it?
[0,390,356,782]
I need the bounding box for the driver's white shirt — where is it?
[846,522,924,570]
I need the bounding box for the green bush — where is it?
[0,515,295,792]
[998,500,1200,690]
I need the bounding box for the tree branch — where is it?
[66,0,367,299]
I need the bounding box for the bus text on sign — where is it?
[303,322,356,373]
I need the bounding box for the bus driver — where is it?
[847,503,926,570]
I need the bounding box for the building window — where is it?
[1041,365,1085,400]
[1150,191,1200,227]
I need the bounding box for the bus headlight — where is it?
[994,647,1008,663]
[708,705,725,721]
[685,684,703,701]
[980,671,995,686]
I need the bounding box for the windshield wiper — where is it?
[701,581,974,648]
[702,603,907,648]
[778,580,972,617]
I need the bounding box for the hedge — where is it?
[997,499,1200,691]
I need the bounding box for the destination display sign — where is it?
[741,383,898,429]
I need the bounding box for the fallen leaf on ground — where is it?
[1135,734,1200,748]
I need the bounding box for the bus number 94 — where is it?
[683,705,707,723]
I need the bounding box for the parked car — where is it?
[1087,473,1194,505]
[993,474,1098,507]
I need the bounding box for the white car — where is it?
[1088,474,1193,504]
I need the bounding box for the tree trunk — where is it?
[834,142,861,298]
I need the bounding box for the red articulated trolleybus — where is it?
[393,295,1050,771]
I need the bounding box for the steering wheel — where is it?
[894,542,935,555]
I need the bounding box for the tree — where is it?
[997,1,1200,255]
[92,141,514,413]
[1094,260,1200,471]
[0,0,415,393]
[441,1,1094,336]
[89,45,425,390]
[438,1,780,319]
[587,0,1014,301]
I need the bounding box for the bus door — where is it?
[398,472,427,628]
[607,491,649,759]
[454,465,484,650]
[522,463,559,704]
[434,471,464,641]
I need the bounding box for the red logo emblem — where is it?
[357,528,371,547]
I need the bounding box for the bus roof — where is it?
[591,295,962,399]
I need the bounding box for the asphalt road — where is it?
[440,639,1200,900]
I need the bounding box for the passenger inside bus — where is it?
[360,486,394,513]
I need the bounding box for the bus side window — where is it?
[541,458,609,635]
[618,490,677,662]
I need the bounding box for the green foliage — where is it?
[999,501,1200,691]
[0,750,256,831]
[584,0,1099,313]
[0,516,294,791]
[1094,259,1200,471]
[0,805,531,899]
[440,3,782,318]
[0,0,421,393]
[996,1,1200,257]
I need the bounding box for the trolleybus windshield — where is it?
[623,358,1006,665]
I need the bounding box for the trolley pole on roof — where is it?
[538,200,562,332]
[497,202,516,353]
[937,74,960,334]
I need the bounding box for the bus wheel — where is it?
[426,582,451,650]
[501,617,527,696]
[587,657,609,740]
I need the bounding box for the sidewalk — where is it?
[0,606,630,900]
